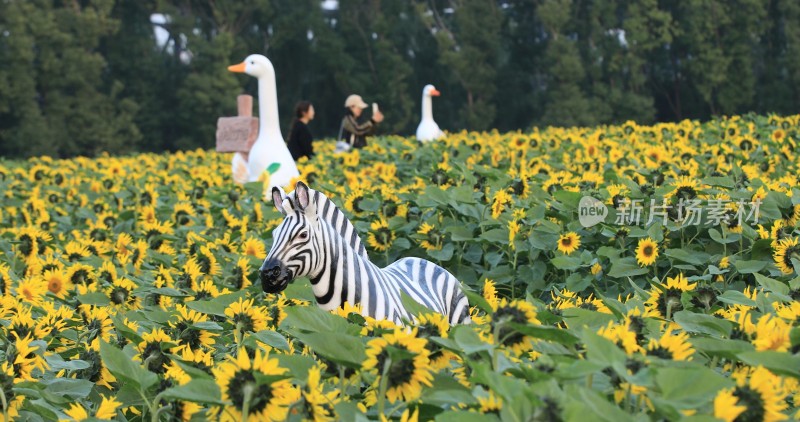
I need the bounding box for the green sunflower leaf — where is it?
[673,311,733,337]
[608,257,649,278]
[733,259,768,274]
[289,331,366,368]
[76,292,110,306]
[99,341,159,391]
[737,351,800,379]
[654,366,731,406]
[158,379,225,405]
[399,290,442,320]
[249,330,291,351]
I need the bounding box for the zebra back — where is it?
[284,189,368,259]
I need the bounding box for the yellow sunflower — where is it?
[714,388,747,422]
[195,245,222,276]
[242,237,267,258]
[508,220,521,250]
[344,187,368,216]
[82,306,115,343]
[490,189,513,219]
[751,314,791,352]
[363,328,433,403]
[302,365,340,421]
[8,332,49,381]
[64,403,90,421]
[667,176,702,201]
[16,226,52,260]
[414,312,455,370]
[16,275,47,305]
[646,325,694,361]
[418,223,443,251]
[773,237,799,275]
[95,395,123,419]
[557,232,581,255]
[597,321,642,355]
[64,241,92,261]
[367,219,395,252]
[173,202,196,226]
[212,349,300,422]
[175,257,203,290]
[644,273,695,319]
[170,304,218,351]
[97,261,117,285]
[190,279,225,302]
[771,128,786,143]
[491,298,540,355]
[720,366,788,422]
[606,184,630,208]
[225,298,269,333]
[0,262,11,296]
[137,328,175,374]
[227,257,252,290]
[106,277,140,308]
[42,269,72,299]
[114,232,135,263]
[66,263,96,287]
[635,237,659,266]
[477,391,503,414]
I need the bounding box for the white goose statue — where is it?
[228,54,299,191]
[415,84,444,142]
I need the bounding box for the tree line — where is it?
[1,0,799,158]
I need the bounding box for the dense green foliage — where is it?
[3,0,800,158]
[1,114,799,420]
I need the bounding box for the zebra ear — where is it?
[295,181,311,211]
[272,187,287,215]
[295,181,317,220]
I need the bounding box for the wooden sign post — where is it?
[216,95,259,161]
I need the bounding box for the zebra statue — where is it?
[259,181,471,325]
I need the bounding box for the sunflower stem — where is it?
[152,402,169,422]
[491,320,505,371]
[377,357,392,416]
[387,402,405,418]
[150,391,167,422]
[339,365,346,399]
[143,354,158,373]
[511,251,518,298]
[666,301,673,321]
[139,388,156,420]
[241,382,255,422]
[0,383,9,422]
[234,322,244,348]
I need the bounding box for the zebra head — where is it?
[260,181,318,294]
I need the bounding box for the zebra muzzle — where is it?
[260,258,291,293]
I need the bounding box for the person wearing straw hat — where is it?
[336,94,384,151]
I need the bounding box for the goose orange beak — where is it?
[228,62,246,73]
[430,89,441,96]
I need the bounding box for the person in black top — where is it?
[339,94,384,149]
[286,101,315,160]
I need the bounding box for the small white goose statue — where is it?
[415,84,444,142]
[228,54,299,191]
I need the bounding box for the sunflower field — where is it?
[1,113,800,421]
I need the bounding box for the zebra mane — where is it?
[284,188,369,259]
